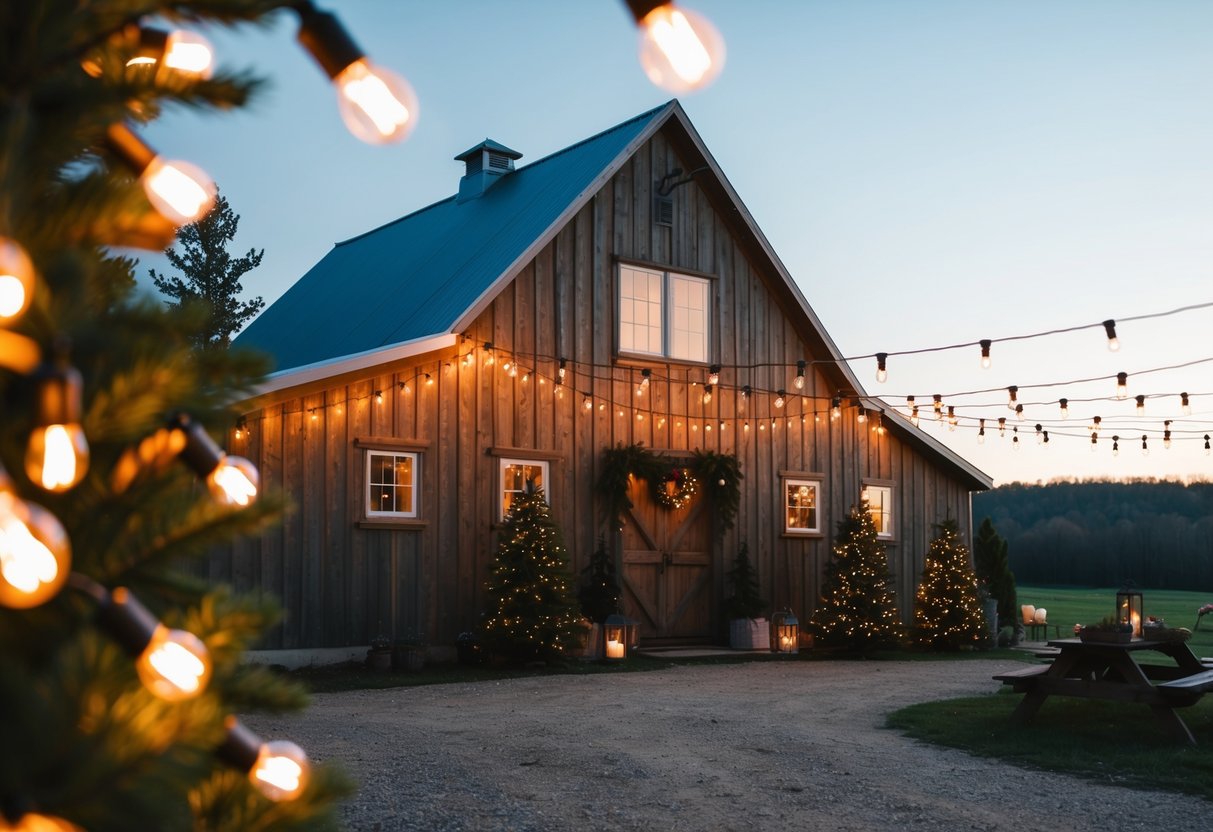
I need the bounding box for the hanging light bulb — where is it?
[856,408,866,424]
[1164,421,1172,450]
[583,394,593,411]
[910,405,919,428]
[0,236,36,325]
[25,345,89,493]
[947,406,957,431]
[98,587,212,700]
[1035,424,1044,445]
[636,369,651,396]
[0,470,71,609]
[977,419,985,444]
[1181,392,1191,416]
[295,2,418,144]
[1103,319,1119,351]
[554,384,564,400]
[774,390,786,409]
[171,414,259,507]
[998,417,1006,438]
[875,410,886,436]
[831,397,841,420]
[1043,430,1050,446]
[557,358,567,381]
[979,339,992,369]
[1141,434,1149,456]
[1112,435,1120,456]
[702,384,712,404]
[1135,395,1145,416]
[626,0,725,93]
[933,394,943,420]
[1012,429,1019,451]
[1006,386,1018,410]
[0,812,82,831]
[105,124,216,225]
[1091,415,1102,435]
[1059,398,1069,419]
[793,360,806,390]
[219,718,311,802]
[707,364,720,387]
[483,343,494,366]
[127,27,215,79]
[1205,434,1210,455]
[1116,372,1128,400]
[1091,433,1098,452]
[1015,403,1024,422]
[874,353,888,384]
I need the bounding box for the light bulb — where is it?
[334,59,418,145]
[831,397,840,420]
[0,483,71,609]
[162,30,215,77]
[1181,392,1191,416]
[794,360,806,390]
[137,624,212,701]
[702,385,712,404]
[0,236,35,324]
[207,456,259,507]
[979,339,991,369]
[910,406,919,427]
[141,158,215,224]
[707,365,719,387]
[1006,386,1018,410]
[634,3,725,93]
[1059,398,1069,419]
[774,390,786,409]
[1135,395,1145,416]
[0,813,83,832]
[875,353,888,384]
[253,741,311,802]
[26,425,89,493]
[1103,319,1119,351]
[1116,372,1128,400]
[856,408,866,424]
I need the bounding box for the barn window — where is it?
[617,264,710,363]
[499,458,550,522]
[783,478,822,535]
[862,483,894,539]
[365,451,419,518]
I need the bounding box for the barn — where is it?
[221,100,991,659]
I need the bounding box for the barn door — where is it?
[619,475,713,643]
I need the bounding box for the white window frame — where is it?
[498,458,550,522]
[617,263,711,363]
[783,478,822,535]
[365,450,419,519]
[863,484,894,540]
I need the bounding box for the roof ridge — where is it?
[333,100,676,250]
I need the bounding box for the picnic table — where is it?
[994,637,1213,745]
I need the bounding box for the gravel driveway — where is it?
[245,659,1210,831]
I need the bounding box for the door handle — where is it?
[660,552,673,574]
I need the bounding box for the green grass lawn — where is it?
[1017,584,1213,658]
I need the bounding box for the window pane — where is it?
[785,481,819,532]
[669,274,708,362]
[367,452,418,517]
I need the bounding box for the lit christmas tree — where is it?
[913,520,988,650]
[479,485,586,663]
[808,504,904,653]
[0,1,420,827]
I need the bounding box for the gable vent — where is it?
[654,194,674,226]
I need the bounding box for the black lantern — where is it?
[603,613,628,662]
[1116,588,1143,638]
[770,608,799,655]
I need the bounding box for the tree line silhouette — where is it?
[974,479,1213,591]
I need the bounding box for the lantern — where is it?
[1116,588,1143,638]
[770,608,799,655]
[603,613,628,662]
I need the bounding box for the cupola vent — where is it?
[454,139,523,203]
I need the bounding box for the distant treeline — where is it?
[973,479,1213,591]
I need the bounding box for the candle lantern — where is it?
[623,617,641,650]
[603,613,628,662]
[1116,588,1143,638]
[770,608,799,655]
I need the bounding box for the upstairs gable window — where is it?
[618,264,710,363]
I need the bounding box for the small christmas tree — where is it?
[913,520,989,650]
[578,536,621,624]
[973,517,1017,628]
[808,504,904,653]
[724,543,766,620]
[479,485,585,663]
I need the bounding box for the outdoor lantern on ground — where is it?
[1117,589,1143,637]
[770,608,799,654]
[603,613,628,661]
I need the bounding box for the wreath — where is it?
[654,466,699,510]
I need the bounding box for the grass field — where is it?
[1016,585,1213,657]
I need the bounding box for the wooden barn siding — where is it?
[216,128,975,649]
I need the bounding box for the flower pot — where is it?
[392,644,425,672]
[367,647,393,671]
[729,617,769,650]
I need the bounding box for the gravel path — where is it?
[245,659,1210,831]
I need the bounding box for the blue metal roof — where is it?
[235,103,671,372]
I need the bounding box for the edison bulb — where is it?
[0,813,83,832]
[335,59,418,144]
[0,237,35,324]
[0,488,71,609]
[636,4,725,93]
[251,741,310,802]
[141,158,216,224]
[26,424,89,492]
[162,30,215,78]
[136,625,212,701]
[207,455,259,507]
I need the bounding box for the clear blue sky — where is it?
[144,1,1213,487]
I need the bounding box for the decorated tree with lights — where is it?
[808,504,904,653]
[913,520,989,650]
[0,1,422,828]
[479,485,585,664]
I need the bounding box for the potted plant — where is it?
[578,536,622,659]
[392,634,426,672]
[725,543,769,650]
[366,633,393,671]
[1077,616,1133,644]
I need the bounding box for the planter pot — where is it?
[367,647,393,671]
[729,618,769,650]
[392,644,426,672]
[1079,630,1132,644]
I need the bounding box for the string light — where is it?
[875,352,888,383]
[1091,415,1102,434]
[998,417,1006,438]
[521,370,530,383]
[1043,430,1050,446]
[99,586,212,701]
[1059,398,1069,419]
[1035,423,1044,445]
[1012,428,1019,451]
[1015,403,1024,421]
[1135,394,1145,416]
[831,397,841,420]
[171,414,259,508]
[374,390,383,404]
[233,418,246,441]
[583,394,593,411]
[558,358,566,381]
[1164,421,1172,450]
[483,343,495,366]
[424,373,433,386]
[0,468,71,609]
[1116,372,1128,399]
[977,419,985,444]
[701,384,712,404]
[126,27,215,79]
[979,339,992,369]
[397,380,411,394]
[1205,434,1210,455]
[1006,385,1018,410]
[1103,319,1120,351]
[625,0,726,94]
[218,717,310,802]
[946,406,957,431]
[910,405,919,427]
[707,364,720,386]
[875,410,886,436]
[856,408,866,424]
[1181,392,1191,415]
[1091,433,1098,452]
[794,359,806,390]
[25,345,90,493]
[933,394,943,420]
[104,123,216,225]
[1112,435,1120,456]
[774,389,786,409]
[637,368,650,395]
[1141,434,1149,456]
[0,237,35,325]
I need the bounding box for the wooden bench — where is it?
[1158,669,1213,694]
[993,665,1050,692]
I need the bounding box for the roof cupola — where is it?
[454,139,522,203]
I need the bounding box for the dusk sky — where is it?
[144,1,1213,487]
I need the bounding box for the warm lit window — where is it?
[499,458,550,522]
[618,264,710,362]
[783,478,821,534]
[366,451,418,518]
[863,484,893,539]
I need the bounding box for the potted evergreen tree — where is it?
[725,543,769,649]
[578,536,622,659]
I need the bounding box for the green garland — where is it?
[597,443,743,538]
